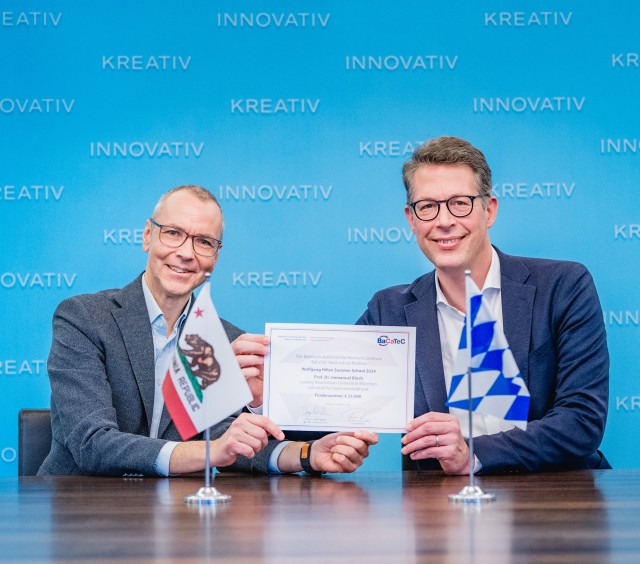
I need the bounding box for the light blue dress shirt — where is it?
[141,275,188,476]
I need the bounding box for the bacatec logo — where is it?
[377,335,406,346]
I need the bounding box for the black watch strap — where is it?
[300,441,324,476]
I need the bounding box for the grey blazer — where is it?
[357,248,610,473]
[38,274,277,476]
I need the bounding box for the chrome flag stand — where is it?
[184,427,231,505]
[449,271,495,504]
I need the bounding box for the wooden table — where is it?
[2,470,640,563]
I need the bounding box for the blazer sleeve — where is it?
[356,292,383,326]
[474,263,610,473]
[46,297,168,476]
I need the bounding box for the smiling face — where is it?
[142,189,223,314]
[404,163,498,283]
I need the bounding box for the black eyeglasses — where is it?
[408,195,485,222]
[149,218,222,257]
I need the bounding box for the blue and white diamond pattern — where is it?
[446,277,530,430]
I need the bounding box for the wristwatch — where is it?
[300,441,324,476]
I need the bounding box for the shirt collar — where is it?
[435,246,501,306]
[141,274,163,325]
[141,273,191,329]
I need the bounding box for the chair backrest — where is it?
[18,409,52,476]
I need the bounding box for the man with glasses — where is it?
[357,136,610,474]
[40,185,377,476]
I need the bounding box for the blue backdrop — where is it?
[2,0,639,475]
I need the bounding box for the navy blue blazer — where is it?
[39,274,278,476]
[357,248,610,473]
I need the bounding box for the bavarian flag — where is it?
[446,275,530,431]
[162,277,253,440]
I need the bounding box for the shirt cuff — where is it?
[268,441,290,473]
[473,454,483,474]
[246,403,263,415]
[154,441,179,476]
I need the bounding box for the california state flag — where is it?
[162,278,253,440]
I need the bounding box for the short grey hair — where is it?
[151,185,224,238]
[402,136,492,203]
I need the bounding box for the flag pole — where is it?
[449,270,495,503]
[184,427,231,505]
[466,272,475,491]
[205,426,211,489]
[184,274,231,505]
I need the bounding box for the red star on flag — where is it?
[194,308,204,318]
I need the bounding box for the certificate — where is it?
[264,323,415,433]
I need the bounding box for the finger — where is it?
[230,432,265,455]
[224,442,256,460]
[232,414,267,438]
[221,424,265,458]
[235,413,271,432]
[331,452,358,473]
[234,347,269,360]
[235,333,270,344]
[402,423,456,444]
[353,430,379,445]
[249,415,284,441]
[407,447,434,461]
[334,435,370,457]
[406,412,457,431]
[241,366,263,379]
[331,444,365,464]
[235,423,271,450]
[401,426,431,445]
[401,435,441,456]
[232,334,270,354]
[405,413,432,431]
[236,353,266,368]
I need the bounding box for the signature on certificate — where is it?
[303,404,328,424]
[343,407,380,426]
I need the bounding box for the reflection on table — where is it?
[1,470,640,562]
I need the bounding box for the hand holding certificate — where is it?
[264,323,416,433]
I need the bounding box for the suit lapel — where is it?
[405,273,448,414]
[496,250,535,385]
[407,250,536,415]
[158,401,174,438]
[111,275,156,431]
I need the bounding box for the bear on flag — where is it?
[446,276,530,430]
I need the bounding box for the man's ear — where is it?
[486,196,498,228]
[142,220,152,252]
[405,205,417,233]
